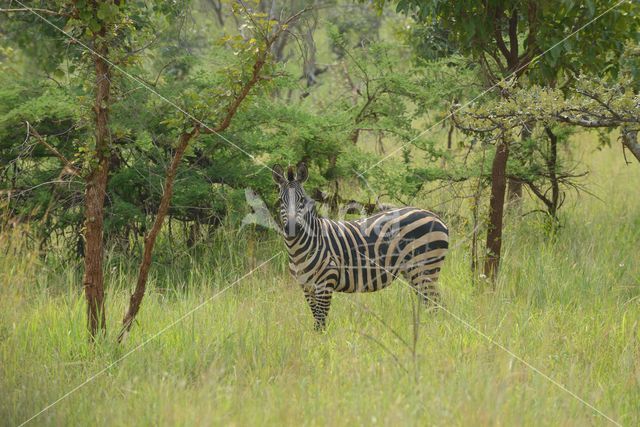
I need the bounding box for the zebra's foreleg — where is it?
[303,287,317,321]
[312,285,333,331]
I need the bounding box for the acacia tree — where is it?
[458,76,640,164]
[379,0,638,281]
[79,1,119,339]
[118,7,309,341]
[0,0,153,338]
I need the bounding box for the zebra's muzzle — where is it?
[284,216,299,238]
[285,188,299,238]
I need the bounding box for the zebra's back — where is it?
[320,207,449,293]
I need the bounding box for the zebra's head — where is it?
[272,162,314,239]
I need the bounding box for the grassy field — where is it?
[1,140,639,426]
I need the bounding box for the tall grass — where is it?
[1,143,639,426]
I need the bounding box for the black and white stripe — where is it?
[273,162,449,330]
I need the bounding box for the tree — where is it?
[378,0,639,281]
[118,6,309,341]
[1,0,147,338]
[457,75,640,165]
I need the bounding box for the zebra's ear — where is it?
[272,164,286,186]
[296,161,308,183]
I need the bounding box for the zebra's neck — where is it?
[284,208,323,261]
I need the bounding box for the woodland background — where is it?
[1,1,639,425]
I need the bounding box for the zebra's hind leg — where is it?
[405,267,442,309]
[303,287,317,324]
[312,285,333,331]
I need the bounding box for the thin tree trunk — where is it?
[376,131,385,154]
[302,5,319,87]
[507,175,522,202]
[470,185,481,277]
[544,126,560,221]
[186,221,199,248]
[622,128,640,164]
[479,4,537,283]
[441,122,454,168]
[83,51,111,339]
[507,124,530,206]
[206,0,225,26]
[483,135,509,283]
[118,128,198,341]
[470,146,487,280]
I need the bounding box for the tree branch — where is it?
[26,122,80,176]
[118,126,200,342]
[0,8,66,15]
[202,7,309,134]
[492,5,511,63]
[508,8,518,66]
[621,128,640,164]
[518,2,538,67]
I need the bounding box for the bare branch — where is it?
[0,7,65,15]
[26,122,81,177]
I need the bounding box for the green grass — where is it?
[1,143,639,426]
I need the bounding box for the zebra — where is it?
[272,162,449,330]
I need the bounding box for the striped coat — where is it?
[273,163,449,330]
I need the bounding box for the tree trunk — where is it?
[447,123,454,150]
[302,5,319,87]
[118,129,198,342]
[622,128,640,164]
[544,126,560,221]
[441,123,454,168]
[508,124,531,206]
[186,221,199,248]
[507,177,523,203]
[470,145,487,279]
[206,0,225,26]
[83,51,111,339]
[483,136,509,282]
[326,153,339,216]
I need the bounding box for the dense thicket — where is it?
[1,1,476,253]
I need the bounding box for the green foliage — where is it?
[326,3,382,58]
[389,0,640,81]
[2,0,638,251]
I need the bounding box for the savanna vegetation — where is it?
[1,1,639,425]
